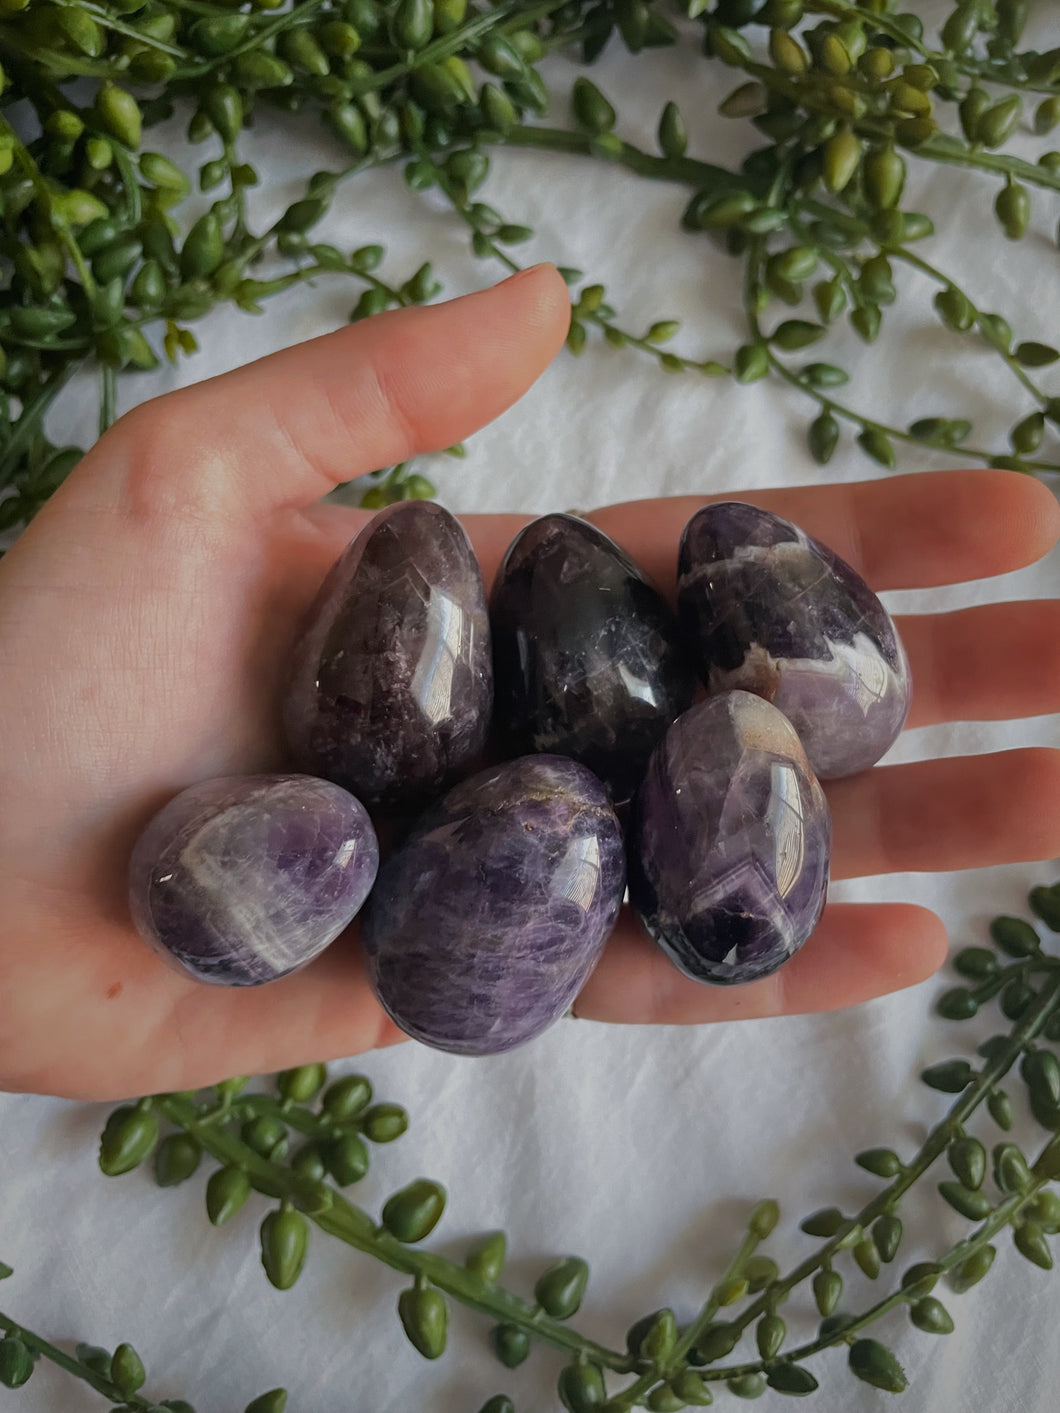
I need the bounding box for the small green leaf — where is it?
[771,320,825,351]
[949,1244,995,1293]
[801,363,849,388]
[854,1237,881,1279]
[749,1199,780,1238]
[948,1136,986,1189]
[398,1285,448,1359]
[1015,341,1059,368]
[489,1323,530,1368]
[921,1059,974,1093]
[259,1208,308,1290]
[988,1090,1015,1131]
[954,946,999,979]
[812,1269,842,1316]
[901,1263,939,1297]
[381,1179,446,1243]
[873,1214,903,1263]
[765,1363,818,1395]
[535,1257,589,1319]
[808,412,840,465]
[801,1207,845,1238]
[558,1360,606,1411]
[567,320,588,355]
[1011,413,1046,455]
[850,305,882,343]
[938,1181,992,1220]
[111,1344,146,1397]
[727,1371,767,1399]
[0,1337,33,1389]
[991,916,1040,956]
[936,988,979,1021]
[856,428,896,468]
[856,1147,903,1178]
[1015,1221,1053,1270]
[645,320,681,344]
[848,1339,907,1394]
[465,1231,506,1283]
[245,1391,287,1413]
[1030,887,1060,931]
[734,344,769,383]
[979,313,1013,353]
[360,1103,408,1142]
[910,1297,954,1334]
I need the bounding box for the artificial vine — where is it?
[3,879,1059,1409]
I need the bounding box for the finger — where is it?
[829,748,1060,880]
[901,601,1060,728]
[586,469,1060,594]
[72,265,571,520]
[575,902,946,1024]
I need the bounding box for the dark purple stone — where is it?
[283,501,492,810]
[362,755,626,1054]
[491,514,696,803]
[677,502,911,778]
[629,692,830,985]
[129,774,378,985]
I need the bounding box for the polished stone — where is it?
[491,513,696,803]
[129,774,378,985]
[629,692,831,985]
[677,502,911,778]
[284,501,492,810]
[362,755,626,1054]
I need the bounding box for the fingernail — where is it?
[500,262,554,286]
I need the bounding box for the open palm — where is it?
[1,264,1058,1101]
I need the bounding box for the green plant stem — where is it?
[0,360,86,489]
[712,1172,1049,1381]
[99,365,116,437]
[0,1310,153,1408]
[915,134,1060,196]
[504,125,742,193]
[153,1094,634,1375]
[172,0,330,79]
[52,0,188,56]
[743,240,1060,474]
[698,967,1060,1364]
[671,1229,764,1368]
[887,244,1049,407]
[801,0,931,54]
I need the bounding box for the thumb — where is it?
[64,263,571,522]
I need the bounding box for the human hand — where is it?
[1,264,1058,1101]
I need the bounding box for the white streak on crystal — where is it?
[767,762,805,898]
[554,834,601,912]
[410,588,463,725]
[180,804,318,971]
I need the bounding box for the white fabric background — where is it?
[3,8,1060,1411]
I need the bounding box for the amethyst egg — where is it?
[491,513,696,803]
[629,692,831,985]
[283,500,492,811]
[677,502,911,778]
[129,774,378,985]
[362,755,626,1054]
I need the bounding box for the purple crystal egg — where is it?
[677,502,911,778]
[629,692,831,985]
[362,755,626,1055]
[283,501,492,810]
[129,774,378,986]
[491,514,696,803]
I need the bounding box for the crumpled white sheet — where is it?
[3,10,1060,1411]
